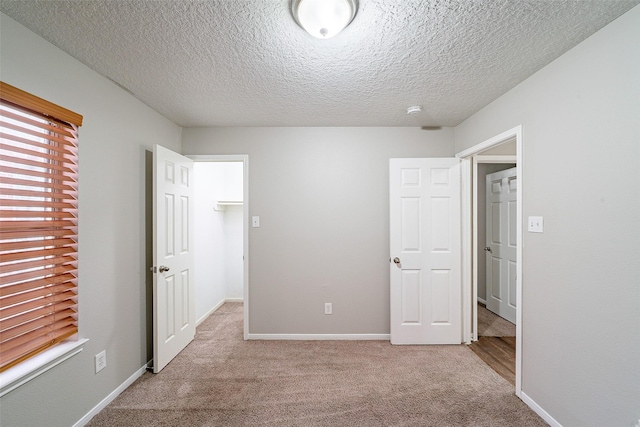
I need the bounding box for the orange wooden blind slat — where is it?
[0,153,76,174]
[0,220,77,231]
[0,300,76,331]
[0,199,76,209]
[0,308,77,343]
[0,290,77,320]
[0,140,75,164]
[1,318,77,353]
[0,270,78,290]
[0,120,77,148]
[0,228,76,241]
[0,132,76,157]
[0,108,76,138]
[0,281,76,308]
[0,237,76,252]
[0,255,75,275]
[0,165,77,183]
[0,187,78,200]
[0,246,77,263]
[0,176,76,192]
[0,212,76,221]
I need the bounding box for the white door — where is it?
[485,167,517,324]
[390,158,461,344]
[153,145,195,373]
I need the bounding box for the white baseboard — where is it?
[196,299,226,326]
[520,391,562,427]
[247,333,390,341]
[196,298,244,326]
[74,362,149,427]
[477,297,487,305]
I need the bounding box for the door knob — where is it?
[393,257,401,264]
[159,266,170,273]
[484,247,492,252]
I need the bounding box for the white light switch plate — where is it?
[528,216,544,233]
[252,216,260,227]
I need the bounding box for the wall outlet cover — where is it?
[95,350,107,373]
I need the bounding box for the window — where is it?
[0,82,83,372]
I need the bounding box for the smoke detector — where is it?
[406,105,423,115]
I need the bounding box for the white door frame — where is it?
[188,154,250,340]
[456,125,523,396]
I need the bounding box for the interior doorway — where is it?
[457,125,523,396]
[471,159,517,386]
[189,155,249,339]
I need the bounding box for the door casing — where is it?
[456,125,523,396]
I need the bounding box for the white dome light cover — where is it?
[291,0,358,39]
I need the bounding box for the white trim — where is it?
[460,158,472,344]
[477,297,487,305]
[455,126,520,159]
[456,125,523,396]
[73,363,149,427]
[187,154,250,341]
[0,338,89,398]
[247,334,390,341]
[475,155,517,163]
[196,298,244,327]
[520,391,563,427]
[196,299,226,326]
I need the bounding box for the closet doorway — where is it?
[190,155,249,338]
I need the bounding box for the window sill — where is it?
[0,338,89,397]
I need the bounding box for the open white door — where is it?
[390,158,461,344]
[152,145,195,373]
[485,167,517,324]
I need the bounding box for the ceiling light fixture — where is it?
[291,0,358,39]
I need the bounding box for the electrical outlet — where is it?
[324,303,332,315]
[95,350,107,373]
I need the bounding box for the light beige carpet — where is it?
[88,303,545,426]
[477,304,516,337]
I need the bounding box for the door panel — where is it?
[485,167,517,324]
[390,158,461,345]
[153,145,195,373]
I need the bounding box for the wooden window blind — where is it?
[0,82,83,372]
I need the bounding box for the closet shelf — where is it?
[214,201,243,211]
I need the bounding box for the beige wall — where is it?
[0,13,182,427]
[183,127,454,335]
[455,6,640,426]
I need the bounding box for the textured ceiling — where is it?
[1,0,637,127]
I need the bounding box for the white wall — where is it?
[0,13,182,427]
[183,127,454,335]
[193,162,244,322]
[455,6,640,426]
[193,163,227,320]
